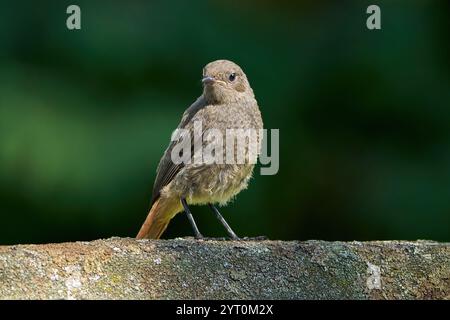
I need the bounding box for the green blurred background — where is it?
[0,1,449,244]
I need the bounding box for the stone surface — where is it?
[0,237,448,299]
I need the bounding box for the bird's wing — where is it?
[150,96,207,205]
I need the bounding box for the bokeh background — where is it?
[1,1,449,244]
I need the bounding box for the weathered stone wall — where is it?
[0,238,448,299]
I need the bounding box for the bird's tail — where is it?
[136,197,181,239]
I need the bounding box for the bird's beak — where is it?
[202,76,215,85]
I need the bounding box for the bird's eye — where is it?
[229,73,236,82]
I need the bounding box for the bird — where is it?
[136,59,263,240]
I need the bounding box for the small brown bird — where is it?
[136,60,263,240]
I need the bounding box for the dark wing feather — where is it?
[150,141,185,205]
[150,96,207,206]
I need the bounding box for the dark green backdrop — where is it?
[1,1,449,244]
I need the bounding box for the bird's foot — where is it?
[194,236,268,241]
[194,234,204,240]
[197,236,227,241]
[240,236,269,241]
[195,236,244,241]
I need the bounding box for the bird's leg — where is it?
[208,204,240,240]
[181,198,203,239]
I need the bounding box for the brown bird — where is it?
[136,59,263,240]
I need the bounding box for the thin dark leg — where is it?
[208,204,240,240]
[181,198,203,239]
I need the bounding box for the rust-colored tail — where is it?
[136,197,180,239]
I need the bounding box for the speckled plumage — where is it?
[137,60,263,239]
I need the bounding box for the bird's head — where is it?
[202,60,254,104]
